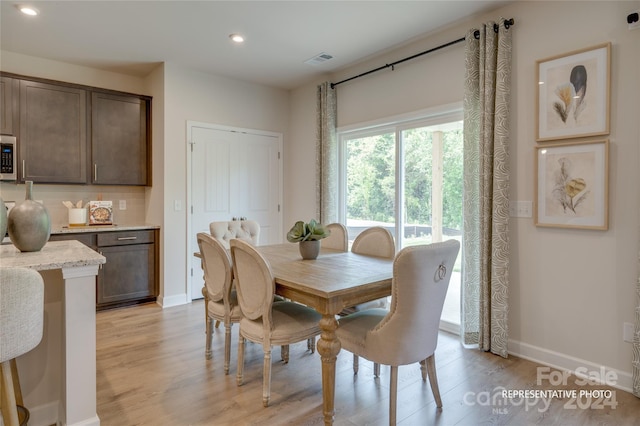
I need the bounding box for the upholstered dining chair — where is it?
[0,267,45,426]
[344,226,396,375]
[197,232,240,374]
[209,220,260,249]
[336,240,460,426]
[322,222,348,251]
[230,239,321,407]
[206,220,260,327]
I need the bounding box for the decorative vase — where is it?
[299,240,321,260]
[8,181,51,252]
[0,196,7,239]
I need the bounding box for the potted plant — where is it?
[286,219,330,260]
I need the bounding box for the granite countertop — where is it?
[0,240,106,271]
[51,224,160,234]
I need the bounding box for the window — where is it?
[338,105,463,330]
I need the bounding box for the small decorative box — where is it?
[89,201,113,225]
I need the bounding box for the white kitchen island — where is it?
[0,240,106,426]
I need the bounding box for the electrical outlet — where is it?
[119,200,126,210]
[509,201,532,218]
[623,322,634,342]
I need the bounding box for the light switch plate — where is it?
[119,200,126,210]
[623,322,634,342]
[509,201,532,218]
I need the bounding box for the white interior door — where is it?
[189,124,282,300]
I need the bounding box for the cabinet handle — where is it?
[99,251,103,269]
[117,236,137,241]
[22,160,25,179]
[94,163,98,181]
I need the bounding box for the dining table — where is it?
[256,243,393,426]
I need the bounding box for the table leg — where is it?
[316,314,341,426]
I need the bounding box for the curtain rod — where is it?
[330,18,514,89]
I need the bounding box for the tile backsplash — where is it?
[0,182,147,226]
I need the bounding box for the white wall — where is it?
[155,63,290,305]
[288,0,640,391]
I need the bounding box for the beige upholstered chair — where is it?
[209,220,260,249]
[197,232,241,374]
[336,240,460,426]
[322,222,348,251]
[0,267,45,426]
[345,226,396,374]
[230,239,321,407]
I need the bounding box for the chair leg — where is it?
[353,354,359,374]
[419,358,427,381]
[281,345,290,363]
[215,320,221,329]
[374,362,380,378]
[205,316,213,360]
[425,355,443,408]
[307,337,316,353]
[236,335,245,386]
[224,323,232,374]
[1,360,20,426]
[389,365,398,426]
[263,348,272,407]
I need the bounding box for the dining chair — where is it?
[209,220,260,249]
[197,232,241,374]
[322,222,348,251]
[0,267,45,426]
[230,238,322,407]
[336,240,460,426]
[345,226,396,375]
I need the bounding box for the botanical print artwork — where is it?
[544,151,595,217]
[546,57,598,131]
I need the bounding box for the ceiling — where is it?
[0,1,509,90]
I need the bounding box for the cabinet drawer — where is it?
[97,230,154,247]
[49,233,96,248]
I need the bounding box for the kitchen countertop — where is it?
[0,239,106,270]
[51,223,160,234]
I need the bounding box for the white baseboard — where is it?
[157,293,189,308]
[508,339,633,393]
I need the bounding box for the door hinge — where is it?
[191,268,193,277]
[278,204,281,212]
[191,205,193,214]
[278,151,281,160]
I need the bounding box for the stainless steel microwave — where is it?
[0,135,17,181]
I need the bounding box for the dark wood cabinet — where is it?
[0,76,18,135]
[19,80,88,183]
[91,92,150,185]
[49,228,158,310]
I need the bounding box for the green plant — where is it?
[286,219,330,242]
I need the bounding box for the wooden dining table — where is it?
[257,243,393,426]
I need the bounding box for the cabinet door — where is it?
[0,77,18,135]
[91,92,149,185]
[97,243,155,307]
[20,80,87,183]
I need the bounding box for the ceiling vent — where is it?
[304,52,334,66]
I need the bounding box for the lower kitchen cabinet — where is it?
[49,228,158,310]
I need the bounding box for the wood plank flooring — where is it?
[96,301,640,425]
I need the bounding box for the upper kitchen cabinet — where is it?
[1,76,19,135]
[91,92,151,186]
[20,80,88,183]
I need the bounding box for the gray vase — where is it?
[0,196,7,239]
[8,181,51,252]
[299,240,321,260]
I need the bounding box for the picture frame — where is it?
[535,139,608,230]
[536,42,610,142]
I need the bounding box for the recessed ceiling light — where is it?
[17,5,39,16]
[229,34,245,43]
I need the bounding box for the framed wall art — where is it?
[536,42,610,142]
[535,139,609,230]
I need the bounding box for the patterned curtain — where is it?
[316,82,338,224]
[462,19,512,358]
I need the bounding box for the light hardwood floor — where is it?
[96,301,640,425]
